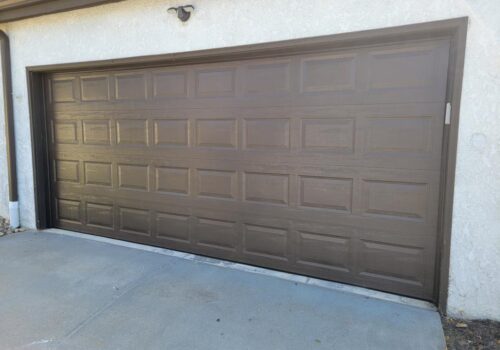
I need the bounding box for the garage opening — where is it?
[35,29,456,301]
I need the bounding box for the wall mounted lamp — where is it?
[167,5,195,22]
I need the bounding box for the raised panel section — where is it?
[245,62,290,94]
[368,47,435,90]
[195,217,237,251]
[362,180,428,220]
[364,116,432,155]
[244,224,287,260]
[80,76,109,101]
[156,212,190,242]
[153,71,188,98]
[156,167,189,195]
[301,118,354,152]
[119,207,150,236]
[51,78,75,102]
[116,120,148,146]
[196,68,235,97]
[154,119,189,146]
[86,203,114,229]
[115,73,146,100]
[53,121,78,144]
[299,176,352,212]
[244,172,289,205]
[301,55,356,92]
[57,199,80,223]
[196,119,236,148]
[297,231,350,272]
[359,240,424,286]
[197,169,236,200]
[244,118,290,150]
[84,162,112,186]
[118,164,149,191]
[83,120,111,145]
[55,160,79,183]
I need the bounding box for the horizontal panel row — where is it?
[55,198,432,291]
[51,113,440,160]
[48,39,450,107]
[54,160,434,223]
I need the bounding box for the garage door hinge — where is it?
[444,102,452,125]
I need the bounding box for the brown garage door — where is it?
[46,37,450,300]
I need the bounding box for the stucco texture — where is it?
[0,0,498,320]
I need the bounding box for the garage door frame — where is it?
[26,17,468,311]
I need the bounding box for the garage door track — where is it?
[0,231,445,349]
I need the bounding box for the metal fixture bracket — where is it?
[167,5,194,22]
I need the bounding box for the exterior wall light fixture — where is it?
[167,5,195,22]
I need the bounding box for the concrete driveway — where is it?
[0,231,445,350]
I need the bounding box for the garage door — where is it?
[46,37,450,300]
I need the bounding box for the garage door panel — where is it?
[114,72,148,101]
[243,172,290,206]
[155,166,190,195]
[47,37,450,300]
[243,224,289,261]
[52,143,443,172]
[47,40,449,110]
[195,118,238,149]
[155,212,191,243]
[364,40,449,104]
[80,75,110,102]
[116,119,149,146]
[194,217,238,251]
[50,77,77,103]
[52,120,79,144]
[82,120,112,145]
[358,103,445,169]
[49,103,444,171]
[55,198,82,224]
[298,175,353,213]
[301,117,355,153]
[54,188,433,232]
[118,207,151,236]
[244,60,293,95]
[299,53,358,93]
[360,179,429,222]
[53,165,439,231]
[243,118,291,150]
[117,163,149,191]
[355,240,435,298]
[363,116,433,155]
[153,119,190,147]
[49,92,439,111]
[54,159,80,184]
[152,69,189,100]
[86,202,114,230]
[52,190,437,240]
[295,224,354,273]
[196,169,238,200]
[195,67,237,98]
[51,195,437,298]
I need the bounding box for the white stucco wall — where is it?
[0,0,498,320]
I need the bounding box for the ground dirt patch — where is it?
[0,216,24,236]
[442,316,500,350]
